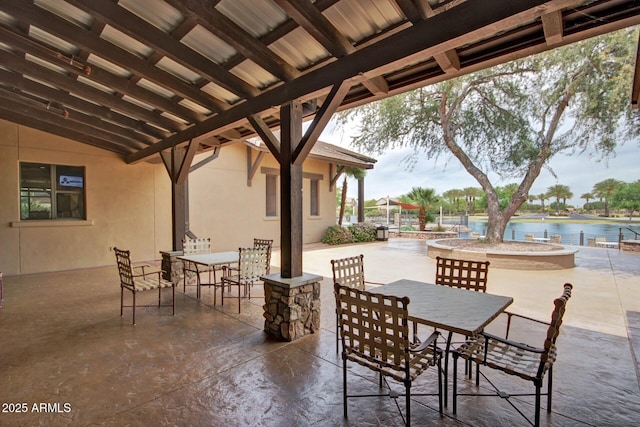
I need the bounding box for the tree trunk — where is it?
[418,207,426,231]
[338,177,348,226]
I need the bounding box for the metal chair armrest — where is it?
[411,330,440,353]
[480,331,546,354]
[503,310,550,339]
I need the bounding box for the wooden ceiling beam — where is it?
[0,104,132,155]
[542,10,564,46]
[0,89,147,150]
[0,68,167,141]
[0,25,204,125]
[293,80,351,165]
[165,0,300,81]
[274,0,351,57]
[275,0,389,95]
[395,0,460,73]
[0,1,226,114]
[0,50,184,133]
[128,0,556,164]
[69,0,258,99]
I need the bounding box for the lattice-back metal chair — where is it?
[253,238,273,274]
[331,254,383,352]
[114,248,175,325]
[182,237,213,293]
[334,283,443,426]
[433,256,491,384]
[221,247,268,313]
[435,256,490,292]
[453,283,573,427]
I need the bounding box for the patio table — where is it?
[370,279,513,406]
[177,251,238,300]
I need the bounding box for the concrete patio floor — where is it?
[1,238,639,426]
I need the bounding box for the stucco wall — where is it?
[0,122,339,275]
[0,120,172,276]
[187,143,336,251]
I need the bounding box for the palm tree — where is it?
[580,192,594,211]
[443,189,464,213]
[407,186,437,231]
[537,193,547,213]
[337,167,365,226]
[546,184,573,215]
[593,178,622,217]
[463,187,483,214]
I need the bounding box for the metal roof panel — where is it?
[217,0,288,38]
[118,0,183,33]
[100,25,153,59]
[180,24,237,64]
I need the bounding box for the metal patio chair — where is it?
[330,254,383,352]
[253,238,273,275]
[114,247,175,325]
[221,247,268,313]
[182,237,214,293]
[452,283,573,427]
[435,256,490,292]
[334,283,443,426]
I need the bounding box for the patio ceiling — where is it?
[0,0,639,164]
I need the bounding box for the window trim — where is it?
[19,162,87,221]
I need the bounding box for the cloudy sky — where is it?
[318,119,639,208]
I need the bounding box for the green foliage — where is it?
[348,222,377,242]
[338,28,638,242]
[611,180,640,219]
[593,178,623,216]
[321,225,354,245]
[321,223,378,245]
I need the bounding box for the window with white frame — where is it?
[20,162,86,220]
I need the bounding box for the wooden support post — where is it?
[358,177,365,223]
[160,140,198,251]
[280,100,303,278]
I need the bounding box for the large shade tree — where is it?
[338,29,638,243]
[611,180,640,220]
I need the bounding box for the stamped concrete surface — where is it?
[1,239,639,426]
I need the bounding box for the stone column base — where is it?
[262,273,322,342]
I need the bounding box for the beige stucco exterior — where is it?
[0,120,339,276]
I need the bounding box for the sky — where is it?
[317,118,639,208]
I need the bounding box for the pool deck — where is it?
[1,239,639,426]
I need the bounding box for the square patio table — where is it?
[177,251,238,300]
[370,279,513,405]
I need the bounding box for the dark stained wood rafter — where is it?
[129,0,588,163]
[0,49,183,133]
[273,0,388,94]
[164,0,301,82]
[247,115,282,160]
[0,103,133,154]
[0,67,166,142]
[0,25,204,126]
[0,1,225,116]
[395,0,461,73]
[68,0,259,99]
[0,87,146,149]
[293,80,352,165]
[0,0,636,161]
[542,10,565,45]
[0,85,150,149]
